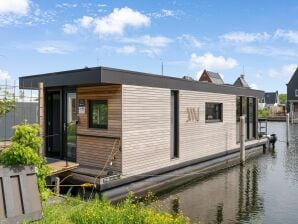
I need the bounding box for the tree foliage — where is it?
[258,108,269,118]
[279,93,287,104]
[0,88,16,116]
[0,124,51,200]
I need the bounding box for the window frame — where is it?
[205,102,223,123]
[88,100,108,129]
[295,89,298,97]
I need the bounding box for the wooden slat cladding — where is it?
[76,85,122,170]
[121,85,238,177]
[77,136,121,171]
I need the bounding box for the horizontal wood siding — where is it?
[122,85,170,176]
[76,85,122,171]
[122,85,238,176]
[77,136,121,171]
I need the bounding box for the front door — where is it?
[46,89,77,161]
[46,90,62,158]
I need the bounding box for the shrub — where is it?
[0,124,51,200]
[258,108,269,118]
[32,196,190,224]
[11,124,42,152]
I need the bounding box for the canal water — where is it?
[158,122,298,223]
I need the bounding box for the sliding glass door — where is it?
[64,90,77,162]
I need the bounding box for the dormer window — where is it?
[295,89,298,97]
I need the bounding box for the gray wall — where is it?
[0,102,38,141]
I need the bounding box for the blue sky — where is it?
[1,0,298,93]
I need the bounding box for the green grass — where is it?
[30,196,190,224]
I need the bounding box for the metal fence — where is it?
[0,80,38,143]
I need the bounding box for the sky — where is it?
[1,0,298,93]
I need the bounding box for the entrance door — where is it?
[46,91,62,158]
[64,91,77,162]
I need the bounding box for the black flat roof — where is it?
[19,66,264,98]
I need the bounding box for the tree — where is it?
[0,87,16,116]
[279,93,287,104]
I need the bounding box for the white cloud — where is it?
[161,9,174,17]
[35,41,75,54]
[120,35,172,47]
[149,9,177,18]
[178,34,202,48]
[98,4,107,8]
[274,29,298,44]
[190,53,238,70]
[0,69,10,80]
[256,73,263,79]
[220,31,270,43]
[55,3,77,9]
[94,7,150,35]
[78,16,94,28]
[116,45,136,55]
[0,2,55,26]
[250,83,257,89]
[118,35,172,57]
[0,0,30,15]
[140,48,161,57]
[63,24,78,34]
[63,7,150,36]
[268,64,297,79]
[237,45,298,57]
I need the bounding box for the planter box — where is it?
[0,165,42,224]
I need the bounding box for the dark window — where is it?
[236,96,242,142]
[205,103,222,122]
[89,100,108,129]
[236,96,257,142]
[171,90,179,159]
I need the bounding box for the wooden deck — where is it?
[47,157,79,175]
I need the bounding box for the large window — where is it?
[236,96,257,142]
[89,100,108,129]
[205,103,222,122]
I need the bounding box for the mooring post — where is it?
[240,115,246,165]
[54,177,60,195]
[286,113,289,146]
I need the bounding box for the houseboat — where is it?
[19,67,267,200]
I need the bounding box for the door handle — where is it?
[63,123,66,132]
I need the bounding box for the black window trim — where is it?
[89,100,108,129]
[205,102,223,123]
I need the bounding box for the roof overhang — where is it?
[19,66,265,98]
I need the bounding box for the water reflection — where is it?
[284,124,298,183]
[158,122,298,223]
[159,162,265,223]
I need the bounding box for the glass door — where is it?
[46,90,62,158]
[65,91,77,162]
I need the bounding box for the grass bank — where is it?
[31,196,190,224]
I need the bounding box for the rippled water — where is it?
[158,122,298,223]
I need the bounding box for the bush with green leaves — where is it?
[0,124,51,200]
[32,195,190,224]
[258,108,269,118]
